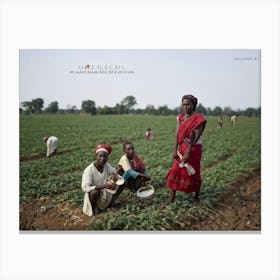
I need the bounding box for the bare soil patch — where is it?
[20,197,94,231]
[187,169,261,230]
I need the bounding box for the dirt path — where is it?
[20,149,78,163]
[20,170,261,231]
[187,169,261,230]
[20,197,94,231]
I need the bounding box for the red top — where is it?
[177,113,206,144]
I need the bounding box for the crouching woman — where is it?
[81,144,125,217]
[117,141,150,191]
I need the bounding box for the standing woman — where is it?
[160,95,207,209]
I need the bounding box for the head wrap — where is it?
[43,136,49,142]
[181,94,198,111]
[95,144,112,155]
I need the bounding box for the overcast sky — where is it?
[19,49,260,110]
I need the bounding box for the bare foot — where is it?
[193,199,200,206]
[160,199,173,210]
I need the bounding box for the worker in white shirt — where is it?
[43,136,58,157]
[230,115,237,126]
[81,144,125,216]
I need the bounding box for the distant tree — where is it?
[66,105,78,114]
[113,103,126,114]
[21,101,33,113]
[173,106,181,115]
[223,106,233,116]
[135,108,143,114]
[101,106,113,115]
[196,103,207,115]
[212,106,222,116]
[207,107,212,115]
[121,95,137,113]
[235,109,241,116]
[244,107,258,117]
[32,98,44,113]
[21,98,44,113]
[81,100,96,115]
[158,105,170,115]
[144,104,156,115]
[45,101,59,113]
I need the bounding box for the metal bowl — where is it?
[136,185,155,200]
[106,175,125,194]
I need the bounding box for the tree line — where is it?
[20,95,261,117]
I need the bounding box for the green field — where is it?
[20,114,261,230]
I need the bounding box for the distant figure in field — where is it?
[43,136,58,157]
[117,141,150,191]
[218,115,224,128]
[145,128,153,140]
[230,115,237,126]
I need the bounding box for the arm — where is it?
[104,163,118,189]
[81,166,116,193]
[138,171,151,181]
[172,120,180,158]
[106,163,118,180]
[119,155,132,172]
[81,167,97,193]
[125,169,140,179]
[95,181,116,191]
[82,179,116,192]
[192,124,204,145]
[122,169,151,181]
[47,142,51,157]
[182,124,204,163]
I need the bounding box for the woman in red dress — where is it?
[160,95,207,209]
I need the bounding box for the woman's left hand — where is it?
[111,173,118,182]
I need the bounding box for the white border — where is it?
[1,1,279,280]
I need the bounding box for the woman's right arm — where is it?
[81,169,96,193]
[172,121,180,158]
[95,182,116,190]
[82,176,114,192]
[47,142,51,157]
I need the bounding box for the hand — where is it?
[182,153,190,163]
[109,184,117,190]
[111,173,118,182]
[116,165,124,175]
[140,173,151,181]
[172,150,178,159]
[107,179,117,189]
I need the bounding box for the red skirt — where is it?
[166,143,202,193]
